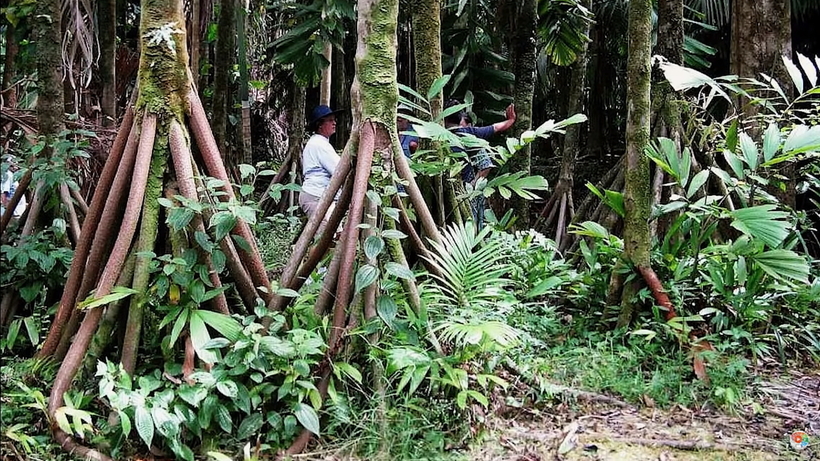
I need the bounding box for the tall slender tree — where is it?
[507,0,538,228]
[617,0,676,326]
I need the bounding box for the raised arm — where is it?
[491,104,517,133]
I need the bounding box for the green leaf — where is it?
[216,381,239,399]
[751,249,810,284]
[334,362,362,384]
[134,405,154,448]
[215,405,232,433]
[796,52,817,87]
[730,205,791,248]
[354,264,379,293]
[189,313,217,363]
[169,309,188,349]
[783,125,820,155]
[426,74,452,101]
[236,413,264,440]
[526,276,563,298]
[377,295,398,327]
[23,316,39,346]
[363,235,384,261]
[722,149,745,179]
[196,310,242,341]
[686,170,710,199]
[385,261,415,280]
[382,229,407,239]
[293,402,320,435]
[118,410,132,437]
[782,55,804,94]
[738,132,759,171]
[762,123,781,162]
[207,452,234,461]
[78,287,139,310]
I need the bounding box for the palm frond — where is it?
[423,221,512,311]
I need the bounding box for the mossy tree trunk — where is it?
[411,0,451,225]
[279,0,443,454]
[507,0,537,228]
[41,0,273,457]
[617,0,676,327]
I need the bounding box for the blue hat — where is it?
[309,105,343,128]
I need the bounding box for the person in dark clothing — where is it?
[444,99,516,226]
[397,103,418,159]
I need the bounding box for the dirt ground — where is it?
[464,371,819,461]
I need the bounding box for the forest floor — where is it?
[461,368,819,461]
[297,368,818,461]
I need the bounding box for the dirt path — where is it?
[465,372,819,461]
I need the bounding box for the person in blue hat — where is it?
[300,105,344,232]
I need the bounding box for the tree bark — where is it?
[98,0,117,126]
[507,0,537,228]
[213,0,237,168]
[36,0,65,138]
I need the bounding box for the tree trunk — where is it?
[36,0,65,138]
[730,0,794,207]
[507,0,537,228]
[98,0,117,126]
[411,0,443,118]
[236,4,253,164]
[213,0,237,168]
[2,24,19,109]
[618,0,653,327]
[44,0,272,457]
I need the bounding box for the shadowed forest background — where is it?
[0,0,818,459]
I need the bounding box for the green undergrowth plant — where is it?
[96,306,327,460]
[0,357,66,459]
[513,329,755,413]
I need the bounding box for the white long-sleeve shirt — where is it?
[301,134,340,198]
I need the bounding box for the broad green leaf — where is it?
[783,125,820,155]
[207,452,234,461]
[189,313,217,363]
[334,362,363,384]
[526,276,563,298]
[236,413,264,440]
[762,123,782,162]
[686,170,710,198]
[168,307,189,349]
[216,381,239,399]
[215,405,232,433]
[751,249,810,284]
[382,229,407,240]
[118,410,132,437]
[738,132,759,170]
[196,310,242,341]
[426,74,452,101]
[363,235,384,261]
[722,149,745,179]
[730,205,791,248]
[23,316,39,346]
[293,403,320,435]
[377,295,398,327]
[354,264,379,293]
[385,261,415,280]
[134,405,154,448]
